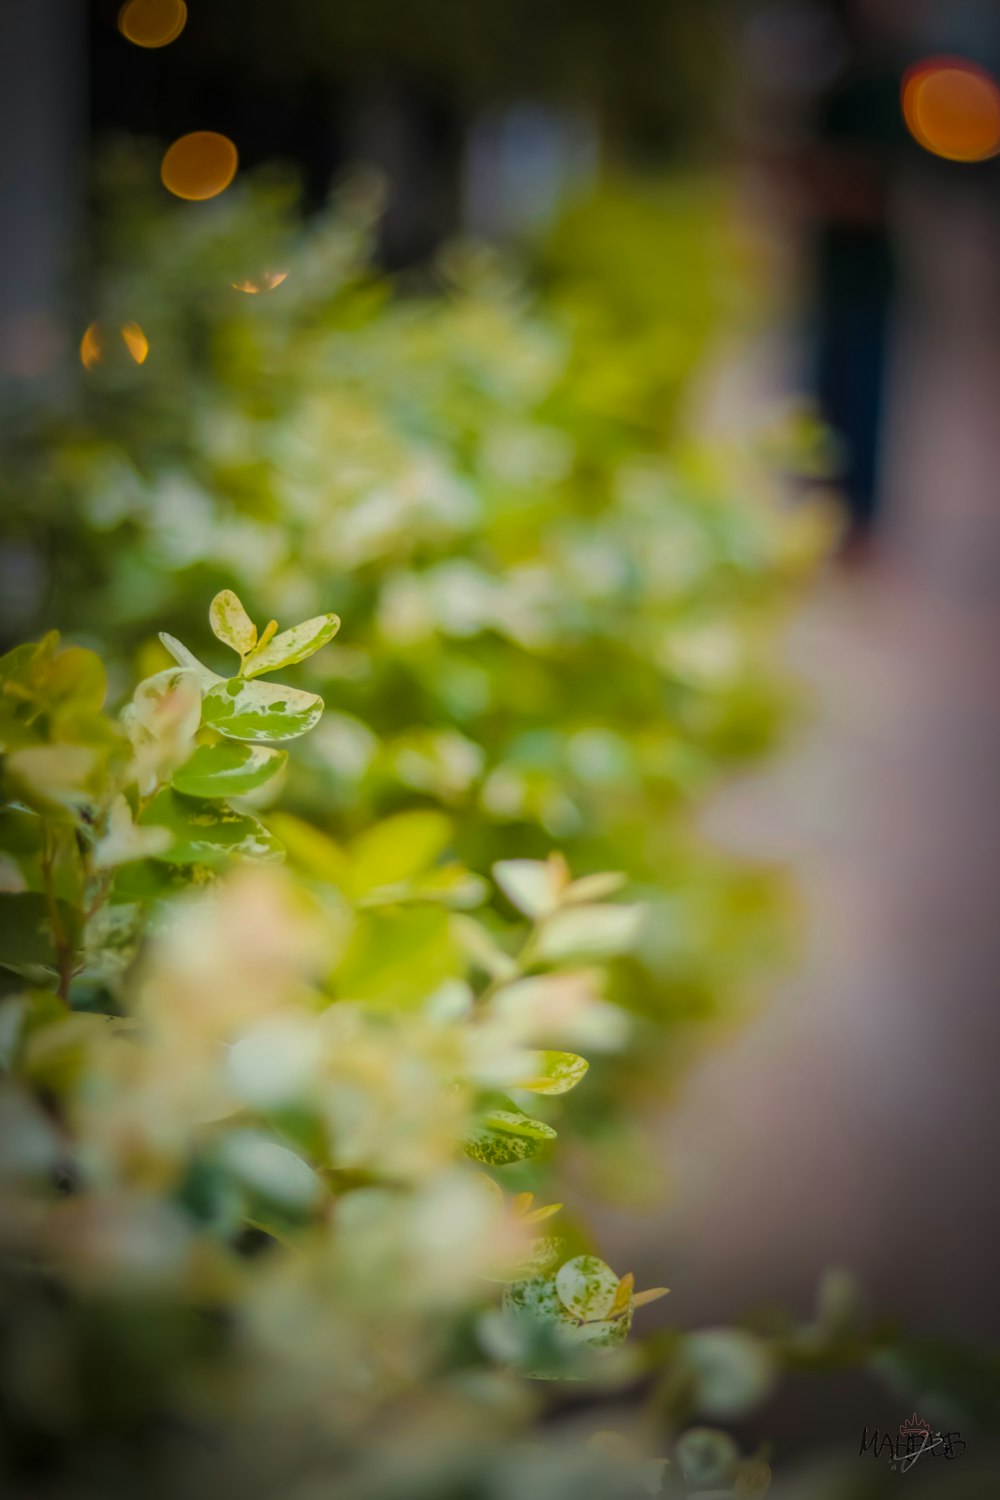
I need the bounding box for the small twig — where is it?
[40,826,75,1005]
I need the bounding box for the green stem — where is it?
[40,826,74,1005]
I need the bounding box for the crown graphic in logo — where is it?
[899,1412,931,1440]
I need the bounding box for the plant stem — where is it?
[40,825,74,1004]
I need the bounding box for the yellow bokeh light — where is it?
[121,322,150,364]
[80,323,103,371]
[161,132,239,201]
[902,57,1000,163]
[232,271,289,294]
[118,0,188,49]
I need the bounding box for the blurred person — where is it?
[801,0,910,559]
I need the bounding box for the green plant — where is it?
[0,170,832,1214]
[6,598,990,1500]
[3,591,802,1498]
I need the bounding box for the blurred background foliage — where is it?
[0,0,998,1493]
[0,158,832,1206]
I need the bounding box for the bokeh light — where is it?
[902,56,1000,163]
[80,323,103,370]
[121,322,150,363]
[232,271,289,294]
[161,132,239,201]
[118,0,188,49]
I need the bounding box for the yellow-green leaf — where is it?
[243,613,340,678]
[513,1050,589,1096]
[209,589,257,658]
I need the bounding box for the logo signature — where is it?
[859,1412,967,1473]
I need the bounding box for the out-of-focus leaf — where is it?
[129,667,203,740]
[0,637,108,752]
[565,871,627,904]
[681,1330,776,1419]
[734,1458,773,1497]
[0,892,80,975]
[335,904,459,1006]
[94,795,173,868]
[484,1235,566,1283]
[513,1050,589,1095]
[674,1428,740,1487]
[218,1130,323,1212]
[349,810,453,897]
[265,813,350,884]
[22,1011,113,1092]
[452,915,519,982]
[535,904,645,962]
[4,745,102,812]
[494,858,565,919]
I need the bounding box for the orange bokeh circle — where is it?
[161,132,239,201]
[118,0,188,49]
[902,56,1000,163]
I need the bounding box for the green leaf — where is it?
[513,1050,589,1096]
[565,871,627,904]
[0,892,80,975]
[138,788,284,865]
[501,1271,566,1330]
[555,1255,620,1321]
[335,905,459,1007]
[158,633,224,691]
[451,915,519,982]
[242,613,340,678]
[674,1429,740,1487]
[209,589,257,658]
[40,646,108,716]
[484,1235,566,1283]
[111,859,219,904]
[349,810,453,897]
[681,1330,776,1419]
[463,1109,556,1166]
[1,636,111,752]
[172,742,287,798]
[93,795,173,868]
[201,678,324,743]
[501,1258,635,1368]
[534,903,645,962]
[265,813,350,884]
[218,1130,323,1212]
[4,745,102,812]
[129,667,203,739]
[493,858,563,919]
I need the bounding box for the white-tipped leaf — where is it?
[158,633,224,691]
[209,589,257,657]
[172,742,287,798]
[201,678,324,743]
[242,613,340,678]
